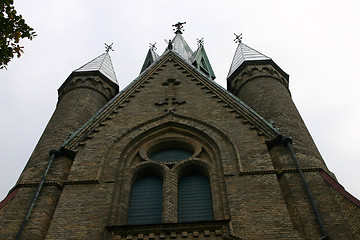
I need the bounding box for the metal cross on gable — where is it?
[149,42,157,51]
[234,33,242,44]
[105,43,114,53]
[172,21,186,34]
[197,38,204,47]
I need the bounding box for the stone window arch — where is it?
[108,120,235,227]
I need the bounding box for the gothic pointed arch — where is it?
[106,112,238,226]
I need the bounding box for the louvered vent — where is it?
[178,174,213,222]
[127,176,163,225]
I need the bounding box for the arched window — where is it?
[127,176,163,225]
[178,174,213,222]
[150,148,192,162]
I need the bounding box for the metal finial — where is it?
[149,42,157,51]
[234,33,242,44]
[172,21,186,34]
[197,38,204,47]
[105,43,114,53]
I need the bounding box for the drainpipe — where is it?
[15,149,60,240]
[281,137,328,240]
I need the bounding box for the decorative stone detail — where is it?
[59,76,116,101]
[106,220,234,240]
[155,78,186,109]
[155,98,186,106]
[228,65,289,97]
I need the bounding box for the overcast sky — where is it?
[1,0,359,201]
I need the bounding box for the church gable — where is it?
[59,50,281,188]
[63,50,280,155]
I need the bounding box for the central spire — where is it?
[140,23,215,79]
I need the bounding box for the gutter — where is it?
[15,149,60,240]
[282,136,329,240]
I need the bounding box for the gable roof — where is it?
[192,44,216,80]
[140,48,160,73]
[62,50,281,152]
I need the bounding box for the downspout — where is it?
[15,149,60,240]
[282,137,329,240]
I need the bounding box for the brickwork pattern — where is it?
[0,73,118,239]
[1,51,359,239]
[229,62,359,239]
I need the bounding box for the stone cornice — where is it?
[58,75,117,101]
[228,64,290,98]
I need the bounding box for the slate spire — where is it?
[74,52,118,84]
[227,41,271,79]
[171,30,194,62]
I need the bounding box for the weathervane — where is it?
[105,43,114,53]
[234,33,242,44]
[149,42,157,51]
[197,38,204,47]
[172,21,186,34]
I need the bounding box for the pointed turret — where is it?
[192,42,215,80]
[227,39,324,168]
[227,41,288,90]
[12,52,120,238]
[19,51,119,182]
[140,46,159,73]
[171,31,194,62]
[59,52,119,99]
[227,38,331,237]
[227,42,271,79]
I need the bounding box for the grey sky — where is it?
[1,0,359,201]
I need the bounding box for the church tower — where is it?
[1,23,360,240]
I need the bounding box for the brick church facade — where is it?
[1,23,360,239]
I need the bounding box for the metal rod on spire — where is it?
[234,33,242,44]
[172,22,186,34]
[105,43,114,53]
[197,38,204,47]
